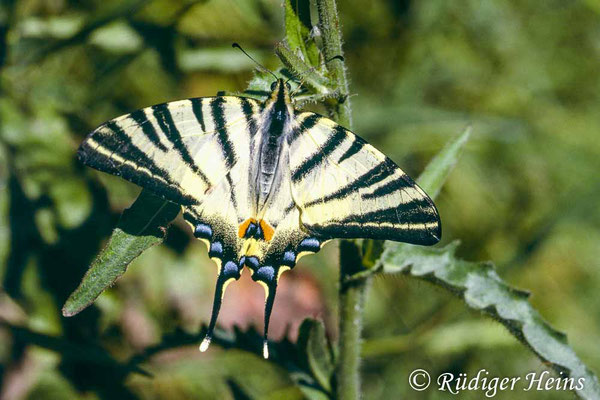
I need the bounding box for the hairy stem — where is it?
[316,0,352,128]
[336,240,368,400]
[316,1,365,399]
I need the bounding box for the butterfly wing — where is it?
[79,96,260,206]
[79,96,263,345]
[287,112,441,245]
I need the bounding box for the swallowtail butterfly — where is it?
[78,73,441,359]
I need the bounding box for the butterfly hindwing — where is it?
[80,96,266,350]
[288,112,441,245]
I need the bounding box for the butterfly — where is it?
[78,77,441,359]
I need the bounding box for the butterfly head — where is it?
[265,78,294,121]
[268,78,292,104]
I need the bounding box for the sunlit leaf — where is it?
[62,190,179,317]
[88,20,143,54]
[417,126,471,198]
[178,46,262,73]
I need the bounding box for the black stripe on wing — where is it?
[240,97,260,137]
[338,134,366,163]
[152,103,211,186]
[291,125,347,183]
[190,98,207,132]
[210,97,237,169]
[287,113,321,144]
[309,201,441,245]
[311,221,440,245]
[339,202,438,225]
[129,109,168,152]
[225,174,239,214]
[78,121,197,205]
[303,159,406,207]
[361,175,419,200]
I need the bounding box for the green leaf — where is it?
[244,70,273,96]
[275,43,331,95]
[284,0,320,67]
[378,241,600,400]
[88,20,143,54]
[297,319,334,392]
[178,46,267,73]
[417,126,471,198]
[62,190,179,317]
[295,385,330,400]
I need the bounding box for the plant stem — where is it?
[337,240,368,400]
[316,0,352,128]
[316,1,366,399]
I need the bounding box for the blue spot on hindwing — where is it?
[194,223,213,239]
[223,261,239,276]
[209,241,223,257]
[282,250,296,266]
[298,237,320,253]
[255,266,275,282]
[245,256,260,270]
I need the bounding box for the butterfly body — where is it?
[78,78,441,357]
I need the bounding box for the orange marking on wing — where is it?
[259,220,275,242]
[238,218,257,238]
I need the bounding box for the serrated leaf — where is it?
[417,126,471,198]
[284,0,320,66]
[378,241,600,400]
[62,190,179,317]
[297,319,333,393]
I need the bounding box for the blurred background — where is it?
[1,0,599,399]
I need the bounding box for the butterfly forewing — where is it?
[78,97,261,206]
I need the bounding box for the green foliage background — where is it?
[1,0,599,399]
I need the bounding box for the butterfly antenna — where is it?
[232,43,278,81]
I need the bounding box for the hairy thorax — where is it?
[254,103,292,212]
